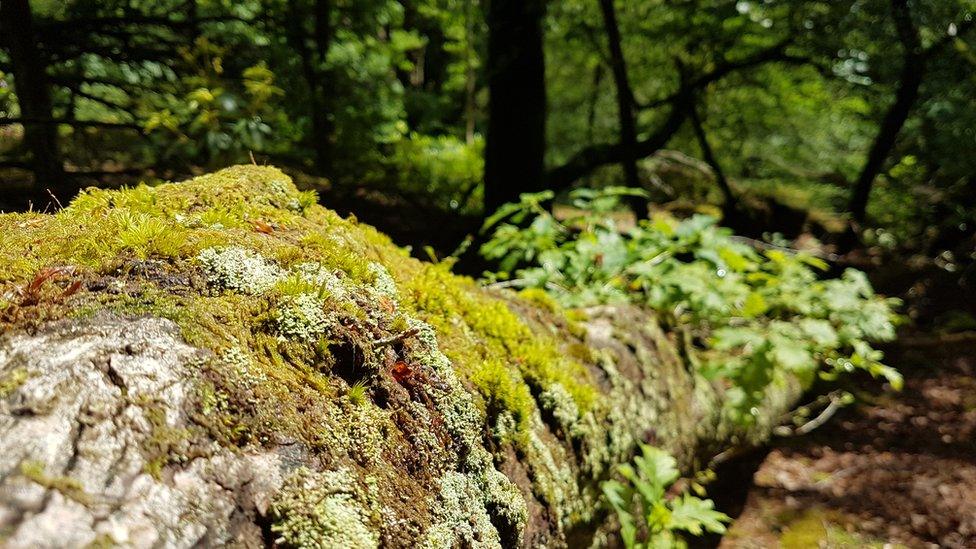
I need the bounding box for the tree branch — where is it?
[635,38,795,111]
[545,102,687,191]
[0,117,141,130]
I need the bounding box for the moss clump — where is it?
[400,262,600,442]
[270,467,379,549]
[140,399,204,478]
[19,460,92,505]
[0,367,30,398]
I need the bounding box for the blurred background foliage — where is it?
[1,0,975,324]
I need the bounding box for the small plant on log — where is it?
[601,444,729,548]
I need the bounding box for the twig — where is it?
[372,328,420,349]
[487,279,527,290]
[45,189,65,211]
[728,235,839,262]
[774,391,846,437]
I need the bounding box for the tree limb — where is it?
[0,117,141,130]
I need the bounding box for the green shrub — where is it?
[480,187,901,421]
[389,133,484,213]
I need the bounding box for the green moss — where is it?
[400,263,599,442]
[778,508,896,549]
[141,401,199,478]
[83,534,117,549]
[19,460,91,505]
[517,287,558,312]
[0,367,30,398]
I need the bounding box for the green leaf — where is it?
[667,494,730,535]
[741,292,768,318]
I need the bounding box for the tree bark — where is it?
[847,0,923,224]
[463,0,477,145]
[597,0,640,195]
[0,0,65,198]
[585,64,604,145]
[484,0,547,213]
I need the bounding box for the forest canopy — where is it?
[0,0,973,255]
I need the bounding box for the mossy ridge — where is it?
[0,165,615,545]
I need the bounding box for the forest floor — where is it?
[721,333,976,548]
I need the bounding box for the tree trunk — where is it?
[484,0,547,213]
[463,0,477,145]
[286,0,335,175]
[0,0,65,199]
[312,0,335,174]
[585,64,604,145]
[848,0,924,224]
[598,0,641,211]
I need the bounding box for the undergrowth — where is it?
[480,187,901,421]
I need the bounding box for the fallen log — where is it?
[0,166,801,547]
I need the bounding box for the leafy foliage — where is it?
[387,133,484,213]
[601,444,729,548]
[481,188,901,419]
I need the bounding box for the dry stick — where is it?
[371,327,420,349]
[773,391,847,437]
[44,188,65,212]
[728,234,840,262]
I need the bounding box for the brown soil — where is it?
[721,335,976,549]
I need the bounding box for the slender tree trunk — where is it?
[484,0,547,213]
[688,98,736,209]
[286,0,335,175]
[0,0,65,198]
[463,0,477,145]
[597,0,640,196]
[848,0,924,224]
[312,0,336,174]
[585,64,604,145]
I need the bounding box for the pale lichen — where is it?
[272,293,331,340]
[219,346,266,388]
[270,467,379,549]
[406,317,528,547]
[368,262,399,300]
[291,262,349,300]
[197,246,283,294]
[422,472,502,549]
[539,382,581,431]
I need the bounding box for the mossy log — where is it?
[0,166,801,548]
